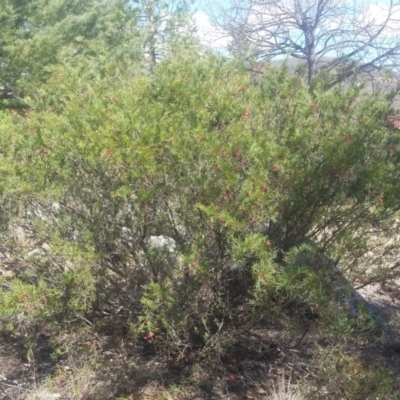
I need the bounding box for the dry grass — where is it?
[270,375,304,400]
[15,359,97,400]
[25,385,62,400]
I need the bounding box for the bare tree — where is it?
[135,0,193,69]
[208,0,400,84]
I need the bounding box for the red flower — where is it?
[224,191,234,201]
[387,114,400,130]
[144,332,155,341]
[310,103,318,113]
[241,108,250,121]
[232,148,243,158]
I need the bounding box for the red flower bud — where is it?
[241,108,250,120]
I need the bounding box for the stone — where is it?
[15,227,26,247]
[148,235,176,253]
[28,248,45,257]
[42,243,51,253]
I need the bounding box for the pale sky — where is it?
[193,1,400,50]
[192,11,232,50]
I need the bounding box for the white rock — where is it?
[51,202,61,213]
[121,227,132,236]
[32,207,45,220]
[42,243,51,253]
[148,235,176,253]
[15,227,26,246]
[28,248,44,257]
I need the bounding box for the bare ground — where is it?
[1,281,400,400]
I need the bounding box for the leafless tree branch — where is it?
[207,0,400,84]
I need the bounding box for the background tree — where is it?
[0,0,194,107]
[0,0,141,108]
[208,0,400,84]
[134,0,194,69]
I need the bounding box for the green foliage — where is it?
[0,0,196,109]
[0,42,400,395]
[0,245,96,336]
[0,0,142,108]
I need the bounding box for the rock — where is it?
[42,243,51,253]
[28,248,45,257]
[15,227,26,247]
[121,227,131,234]
[51,202,61,213]
[148,235,176,253]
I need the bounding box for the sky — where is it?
[192,0,400,52]
[192,11,231,50]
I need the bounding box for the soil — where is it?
[1,281,400,400]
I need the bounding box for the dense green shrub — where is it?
[0,49,399,364]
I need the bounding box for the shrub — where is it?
[0,50,399,365]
